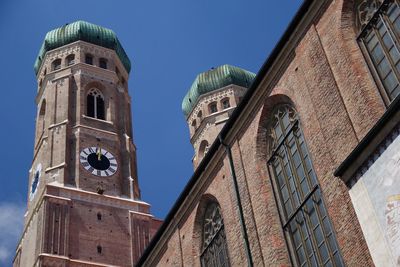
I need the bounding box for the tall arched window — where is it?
[87,89,105,120]
[37,100,46,137]
[358,0,400,102]
[200,202,230,267]
[198,140,209,160]
[268,105,343,267]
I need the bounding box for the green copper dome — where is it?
[182,64,256,116]
[34,20,131,75]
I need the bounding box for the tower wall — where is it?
[15,32,160,267]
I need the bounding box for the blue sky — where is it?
[0,0,302,265]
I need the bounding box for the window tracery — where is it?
[357,0,400,102]
[268,105,343,267]
[200,202,230,267]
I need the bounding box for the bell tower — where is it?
[182,65,255,168]
[13,21,161,267]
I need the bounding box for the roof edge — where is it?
[136,0,317,265]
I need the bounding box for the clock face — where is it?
[80,147,118,177]
[30,164,42,201]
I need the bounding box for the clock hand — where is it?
[96,147,102,161]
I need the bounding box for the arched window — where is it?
[191,119,197,129]
[209,102,218,114]
[99,58,107,69]
[198,140,209,159]
[85,54,93,65]
[36,100,46,138]
[66,54,75,66]
[87,89,105,120]
[358,0,400,102]
[52,59,61,71]
[268,105,343,267]
[200,202,230,267]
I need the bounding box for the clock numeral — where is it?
[104,170,110,176]
[80,156,87,161]
[103,151,109,156]
[108,167,116,173]
[82,150,88,156]
[82,162,89,167]
[110,163,117,167]
[88,147,95,154]
[109,157,115,161]
[88,167,94,173]
[97,170,101,176]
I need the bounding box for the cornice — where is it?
[187,85,246,124]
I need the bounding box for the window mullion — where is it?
[379,13,400,83]
[312,193,336,265]
[94,95,98,118]
[300,208,320,266]
[278,148,297,220]
[268,120,299,164]
[284,132,305,204]
[293,128,314,192]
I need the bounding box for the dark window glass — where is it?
[222,99,230,109]
[99,58,107,69]
[87,94,95,117]
[209,103,218,114]
[200,203,230,267]
[268,105,343,267]
[359,0,400,102]
[52,59,61,71]
[85,54,93,65]
[97,96,105,120]
[66,54,75,66]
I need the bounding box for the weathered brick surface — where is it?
[142,0,381,266]
[15,40,161,267]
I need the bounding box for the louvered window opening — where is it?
[268,105,344,267]
[200,203,231,267]
[359,0,400,102]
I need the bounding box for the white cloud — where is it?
[0,202,25,267]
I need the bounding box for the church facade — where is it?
[13,21,161,267]
[13,0,400,266]
[138,0,400,266]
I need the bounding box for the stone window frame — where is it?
[208,102,218,114]
[66,54,75,66]
[221,97,230,110]
[86,88,106,120]
[357,0,400,104]
[267,104,344,267]
[51,58,61,71]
